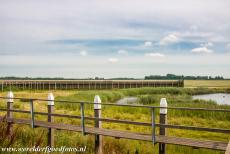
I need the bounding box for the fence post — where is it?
[30,99,35,128]
[6,91,14,136]
[159,98,167,154]
[1,81,3,92]
[80,102,85,135]
[94,95,102,154]
[47,93,55,147]
[151,108,156,144]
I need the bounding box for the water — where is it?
[192,93,230,105]
[116,97,138,105]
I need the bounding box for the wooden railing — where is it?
[0,93,229,154]
[0,79,184,91]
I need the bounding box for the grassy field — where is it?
[0,87,230,154]
[185,80,230,88]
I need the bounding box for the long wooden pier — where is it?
[2,117,228,151]
[0,80,184,90]
[0,94,229,153]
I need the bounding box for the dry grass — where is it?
[185,80,230,88]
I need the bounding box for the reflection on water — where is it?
[116,97,138,105]
[192,93,230,105]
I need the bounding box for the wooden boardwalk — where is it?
[0,94,229,153]
[3,117,228,151]
[0,79,184,90]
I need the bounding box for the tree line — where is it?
[0,74,225,80]
[145,74,224,80]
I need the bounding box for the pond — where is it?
[192,93,230,105]
[116,97,138,105]
[116,93,230,106]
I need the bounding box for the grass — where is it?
[0,87,229,154]
[0,116,46,152]
[185,80,230,88]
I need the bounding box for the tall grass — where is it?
[137,94,230,121]
[0,116,46,150]
[0,87,229,154]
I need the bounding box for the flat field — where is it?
[185,80,230,88]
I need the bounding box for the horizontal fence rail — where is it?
[0,108,229,134]
[0,96,229,112]
[0,94,229,153]
[0,80,184,91]
[0,107,229,134]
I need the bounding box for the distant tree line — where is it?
[0,76,104,80]
[145,74,224,80]
[0,76,136,80]
[0,76,66,80]
[108,78,136,80]
[0,74,226,80]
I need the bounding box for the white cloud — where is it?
[144,41,152,47]
[200,42,213,47]
[145,52,165,57]
[1,0,230,78]
[80,50,87,56]
[118,50,128,55]
[226,43,230,49]
[108,58,118,63]
[191,47,213,53]
[190,25,198,31]
[1,53,230,78]
[159,34,179,45]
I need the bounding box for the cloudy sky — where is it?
[0,0,230,78]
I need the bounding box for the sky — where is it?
[0,0,230,78]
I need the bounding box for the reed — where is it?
[0,87,229,154]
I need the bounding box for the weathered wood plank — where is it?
[1,110,229,133]
[1,99,230,113]
[3,117,228,151]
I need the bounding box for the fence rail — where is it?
[0,92,229,154]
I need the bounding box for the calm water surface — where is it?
[116,97,138,104]
[192,93,230,105]
[116,93,230,105]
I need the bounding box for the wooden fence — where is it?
[0,92,229,154]
[0,80,184,91]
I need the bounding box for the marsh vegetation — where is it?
[0,87,229,154]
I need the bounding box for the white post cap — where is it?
[94,95,101,109]
[160,98,167,114]
[48,93,54,106]
[7,91,14,103]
